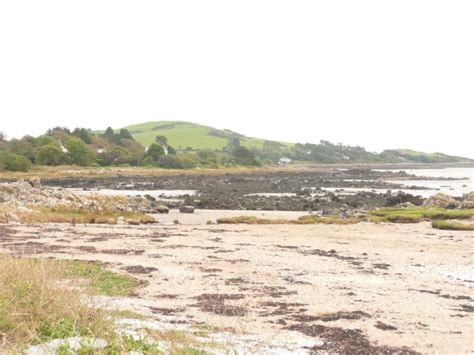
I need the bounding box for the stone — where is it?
[28,177,42,189]
[155,205,170,214]
[179,205,195,214]
[116,216,126,225]
[423,193,460,209]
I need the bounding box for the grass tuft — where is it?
[0,206,155,225]
[368,207,474,223]
[431,220,474,231]
[216,215,358,225]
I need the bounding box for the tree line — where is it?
[0,127,263,172]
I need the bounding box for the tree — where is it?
[66,138,97,166]
[118,129,133,141]
[36,145,68,166]
[122,139,145,166]
[145,143,165,161]
[103,127,116,143]
[225,137,240,153]
[155,135,175,154]
[232,146,260,166]
[103,146,134,165]
[72,128,92,144]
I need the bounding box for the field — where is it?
[122,120,289,150]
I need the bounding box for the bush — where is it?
[0,152,31,172]
[232,146,260,166]
[156,154,197,169]
[36,144,68,166]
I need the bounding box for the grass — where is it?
[0,206,155,225]
[0,164,282,180]
[216,215,359,225]
[368,207,474,223]
[0,256,112,349]
[431,220,474,231]
[122,120,280,150]
[64,261,139,297]
[0,256,211,353]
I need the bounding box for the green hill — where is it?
[115,120,472,164]
[380,149,473,164]
[121,121,290,151]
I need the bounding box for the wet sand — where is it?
[0,211,473,353]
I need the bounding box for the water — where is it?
[378,167,473,197]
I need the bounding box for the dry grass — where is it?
[216,215,359,225]
[0,165,282,180]
[0,256,215,353]
[0,206,155,225]
[0,256,112,349]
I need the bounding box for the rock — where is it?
[28,177,42,189]
[116,216,126,225]
[155,205,170,214]
[4,212,21,223]
[179,205,195,214]
[461,191,474,209]
[398,202,415,208]
[423,193,460,209]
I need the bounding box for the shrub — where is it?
[35,144,68,166]
[157,154,197,169]
[232,146,260,166]
[0,152,31,172]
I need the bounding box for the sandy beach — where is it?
[1,210,472,353]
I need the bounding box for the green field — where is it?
[121,121,288,150]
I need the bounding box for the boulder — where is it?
[461,192,474,209]
[179,205,195,214]
[116,216,126,225]
[28,177,42,189]
[423,193,460,209]
[155,205,170,214]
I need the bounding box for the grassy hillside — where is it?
[122,121,284,150]
[380,149,472,164]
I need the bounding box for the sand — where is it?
[0,210,472,353]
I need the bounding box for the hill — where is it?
[380,149,473,164]
[117,120,472,164]
[122,121,290,151]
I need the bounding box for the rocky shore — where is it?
[0,179,167,213]
[1,169,472,214]
[37,169,429,212]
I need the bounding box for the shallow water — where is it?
[377,167,473,197]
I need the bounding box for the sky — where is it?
[0,1,473,158]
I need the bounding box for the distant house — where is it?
[278,157,292,166]
[59,141,68,153]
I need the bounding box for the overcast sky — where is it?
[0,1,472,158]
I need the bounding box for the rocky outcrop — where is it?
[423,193,460,209]
[461,192,474,209]
[0,179,164,213]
